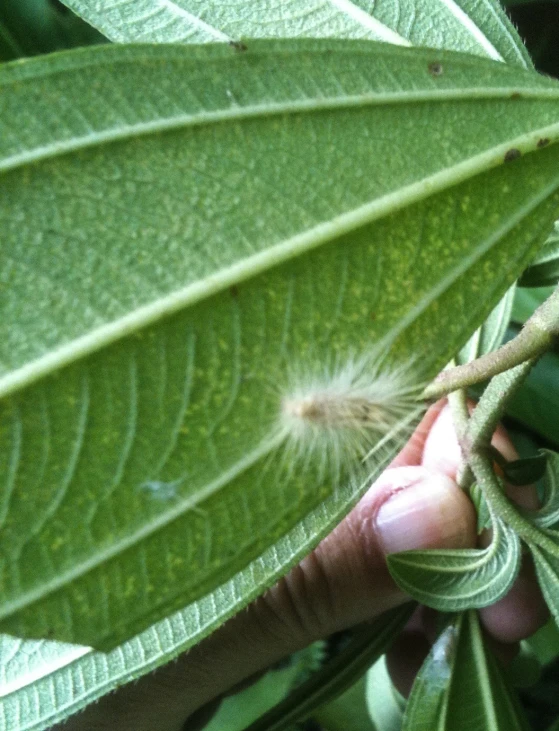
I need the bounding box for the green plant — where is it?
[2,1,559,729]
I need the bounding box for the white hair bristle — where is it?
[277,351,424,485]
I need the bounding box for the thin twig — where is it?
[423,283,559,400]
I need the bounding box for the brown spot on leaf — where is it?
[510,92,522,100]
[230,40,248,52]
[537,138,551,148]
[428,61,443,77]
[230,285,239,298]
[504,148,521,163]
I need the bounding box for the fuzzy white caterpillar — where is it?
[277,351,424,486]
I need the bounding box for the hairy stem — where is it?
[423,283,559,400]
[468,449,558,553]
[447,387,472,489]
[465,359,535,452]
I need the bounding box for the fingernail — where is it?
[376,473,473,554]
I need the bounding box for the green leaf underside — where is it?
[53,0,533,396]
[386,515,521,610]
[403,611,531,730]
[63,0,528,369]
[2,41,559,652]
[58,0,532,70]
[531,543,559,625]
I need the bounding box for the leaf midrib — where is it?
[3,124,559,401]
[433,0,502,60]
[470,611,501,730]
[3,87,559,175]
[152,0,231,41]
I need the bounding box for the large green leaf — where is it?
[2,40,559,652]
[386,514,521,611]
[402,611,531,730]
[58,0,531,68]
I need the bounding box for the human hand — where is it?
[55,402,548,731]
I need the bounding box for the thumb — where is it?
[182,467,476,721]
[266,465,477,640]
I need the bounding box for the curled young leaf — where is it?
[387,514,521,611]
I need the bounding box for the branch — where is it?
[423,283,559,400]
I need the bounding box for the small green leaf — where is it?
[470,482,492,533]
[512,286,557,324]
[503,452,548,486]
[528,617,559,666]
[402,611,531,731]
[203,643,325,731]
[366,656,404,731]
[312,674,380,731]
[387,514,521,611]
[530,540,559,625]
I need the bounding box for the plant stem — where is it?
[465,359,535,452]
[423,283,559,400]
[468,449,559,553]
[447,387,472,489]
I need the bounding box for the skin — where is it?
[56,402,548,731]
